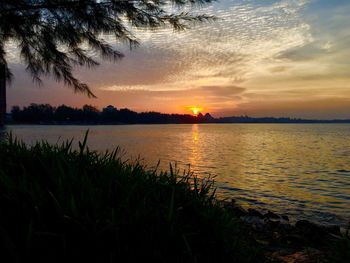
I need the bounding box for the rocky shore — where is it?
[221,199,349,263]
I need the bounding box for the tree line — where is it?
[10,103,350,124]
[10,104,215,124]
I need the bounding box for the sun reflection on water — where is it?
[192,124,199,143]
[189,124,200,172]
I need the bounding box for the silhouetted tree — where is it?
[11,103,54,122]
[0,0,215,125]
[55,104,79,122]
[102,105,118,122]
[82,104,99,121]
[118,108,138,123]
[10,106,21,121]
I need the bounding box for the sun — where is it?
[190,106,202,116]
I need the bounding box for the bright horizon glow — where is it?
[190,106,203,116]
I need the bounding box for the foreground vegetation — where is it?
[0,132,261,263]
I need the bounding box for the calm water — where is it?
[3,124,350,227]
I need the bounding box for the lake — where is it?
[3,124,350,227]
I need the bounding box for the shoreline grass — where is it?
[0,132,262,262]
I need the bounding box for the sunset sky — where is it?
[6,0,350,119]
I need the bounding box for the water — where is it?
[3,124,350,227]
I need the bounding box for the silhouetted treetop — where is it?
[0,0,215,96]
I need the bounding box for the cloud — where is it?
[9,0,312,85]
[277,41,333,61]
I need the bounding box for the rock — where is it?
[231,205,248,217]
[241,216,261,224]
[273,249,324,263]
[295,220,312,229]
[279,222,294,231]
[220,200,233,209]
[323,225,341,236]
[266,219,280,229]
[264,210,280,219]
[281,252,309,263]
[295,220,326,235]
[282,215,289,221]
[248,208,264,218]
[269,247,296,257]
[280,234,306,247]
[241,216,265,231]
[221,199,248,217]
[295,220,333,247]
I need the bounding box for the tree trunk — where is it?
[0,64,6,127]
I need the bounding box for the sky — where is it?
[6,0,350,119]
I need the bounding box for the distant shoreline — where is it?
[5,121,350,125]
[7,103,350,125]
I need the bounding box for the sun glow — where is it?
[190,106,203,116]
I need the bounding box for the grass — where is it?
[0,132,262,263]
[329,225,350,263]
